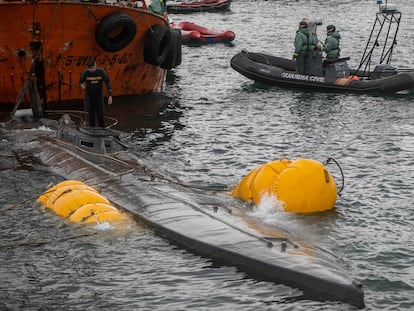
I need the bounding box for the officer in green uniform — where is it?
[293,21,318,75]
[321,25,341,59]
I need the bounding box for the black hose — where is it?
[324,157,344,195]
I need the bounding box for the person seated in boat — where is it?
[79,60,113,128]
[292,21,318,75]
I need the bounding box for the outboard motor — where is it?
[370,64,398,79]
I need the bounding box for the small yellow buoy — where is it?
[37,180,87,204]
[46,188,110,217]
[232,158,337,213]
[69,203,128,223]
[37,180,128,223]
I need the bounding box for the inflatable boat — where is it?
[172,21,235,45]
[167,0,231,14]
[230,50,414,94]
[0,117,365,309]
[231,4,414,95]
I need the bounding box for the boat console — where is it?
[323,57,351,78]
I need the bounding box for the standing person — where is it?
[79,59,113,127]
[321,25,341,59]
[292,21,317,75]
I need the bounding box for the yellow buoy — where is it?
[37,180,128,224]
[231,166,261,201]
[48,189,110,217]
[37,180,88,204]
[232,159,291,204]
[69,203,127,223]
[274,159,337,213]
[250,159,292,204]
[232,158,337,213]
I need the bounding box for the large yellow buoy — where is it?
[37,180,87,204]
[46,188,110,217]
[37,180,127,223]
[232,158,337,213]
[69,203,128,223]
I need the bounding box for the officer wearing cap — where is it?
[79,59,113,127]
[293,20,318,74]
[321,25,341,59]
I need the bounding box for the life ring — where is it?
[144,25,171,66]
[95,12,137,52]
[161,28,182,69]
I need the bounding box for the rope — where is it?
[324,157,345,195]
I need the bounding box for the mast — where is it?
[356,0,401,74]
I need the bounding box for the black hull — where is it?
[230,50,414,94]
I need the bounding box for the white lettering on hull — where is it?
[281,72,325,83]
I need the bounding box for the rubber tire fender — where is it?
[144,25,171,66]
[161,28,182,69]
[95,12,137,52]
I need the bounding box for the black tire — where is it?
[95,12,137,52]
[144,25,171,66]
[161,28,182,69]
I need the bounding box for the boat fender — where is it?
[161,28,182,69]
[95,12,137,52]
[144,25,171,66]
[232,158,337,213]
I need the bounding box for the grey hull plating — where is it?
[4,127,365,308]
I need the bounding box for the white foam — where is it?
[247,193,285,224]
[94,222,114,231]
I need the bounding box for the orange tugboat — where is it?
[0,0,182,112]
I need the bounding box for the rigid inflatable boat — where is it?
[230,50,414,94]
[231,4,414,95]
[0,117,365,309]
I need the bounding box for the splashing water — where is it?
[248,193,285,224]
[94,222,114,231]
